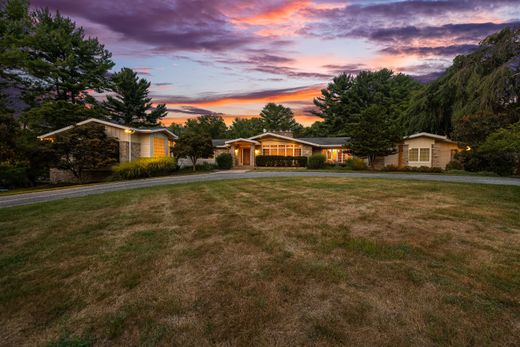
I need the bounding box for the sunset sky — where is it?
[33,0,520,126]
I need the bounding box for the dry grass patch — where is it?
[0,177,519,346]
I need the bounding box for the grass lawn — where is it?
[1,178,519,346]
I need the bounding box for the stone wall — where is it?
[119,141,141,162]
[302,145,313,157]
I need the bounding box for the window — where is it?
[420,148,430,162]
[322,148,349,163]
[409,148,430,162]
[153,137,166,157]
[261,144,302,156]
[408,148,419,161]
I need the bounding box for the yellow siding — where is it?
[153,136,167,157]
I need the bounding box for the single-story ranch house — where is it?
[212,131,463,169]
[38,118,178,162]
[38,118,177,183]
[39,120,463,178]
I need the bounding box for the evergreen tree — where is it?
[104,67,167,127]
[29,8,114,103]
[259,103,301,132]
[314,69,420,136]
[227,117,264,138]
[184,114,228,138]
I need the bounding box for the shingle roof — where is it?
[297,137,350,146]
[212,139,227,147]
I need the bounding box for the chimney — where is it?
[272,130,293,138]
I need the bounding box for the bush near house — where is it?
[446,159,464,171]
[216,153,233,170]
[0,163,32,188]
[256,155,307,167]
[344,157,368,170]
[382,165,444,173]
[112,157,178,180]
[307,154,326,169]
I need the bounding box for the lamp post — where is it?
[124,129,136,162]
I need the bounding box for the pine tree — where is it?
[104,68,167,127]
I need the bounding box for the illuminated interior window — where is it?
[153,137,166,157]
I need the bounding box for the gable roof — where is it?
[37,118,178,140]
[297,137,349,146]
[404,132,457,144]
[224,138,261,145]
[212,132,350,148]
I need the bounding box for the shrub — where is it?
[345,157,368,170]
[381,164,399,172]
[216,153,233,170]
[446,159,464,170]
[307,154,326,169]
[0,163,32,188]
[381,165,443,173]
[256,155,307,167]
[112,157,177,180]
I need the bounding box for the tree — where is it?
[259,103,301,132]
[405,27,520,139]
[104,67,167,127]
[21,100,99,134]
[347,105,401,168]
[227,117,264,138]
[0,113,19,163]
[52,123,119,181]
[172,130,213,171]
[300,121,330,137]
[28,9,114,103]
[314,70,421,136]
[184,114,228,138]
[478,121,520,175]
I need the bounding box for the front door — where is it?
[242,148,250,166]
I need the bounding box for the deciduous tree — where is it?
[172,130,213,171]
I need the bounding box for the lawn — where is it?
[1,178,519,346]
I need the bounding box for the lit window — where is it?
[409,148,419,161]
[420,148,430,162]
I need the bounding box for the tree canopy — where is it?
[314,69,421,136]
[259,103,301,133]
[405,27,520,142]
[103,67,167,127]
[227,117,264,138]
[172,130,214,171]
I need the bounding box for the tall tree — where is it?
[172,130,213,171]
[314,70,420,136]
[347,105,401,168]
[104,67,167,127]
[29,8,114,103]
[228,117,264,138]
[21,100,98,134]
[184,114,228,138]
[405,27,520,140]
[259,103,301,132]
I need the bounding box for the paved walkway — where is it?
[1,171,519,209]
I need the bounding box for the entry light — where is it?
[466,146,472,151]
[124,129,135,135]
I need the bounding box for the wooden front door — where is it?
[242,148,250,166]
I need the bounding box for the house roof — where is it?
[404,132,457,144]
[37,118,178,140]
[297,137,350,146]
[212,133,349,148]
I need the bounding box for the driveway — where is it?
[1,171,519,208]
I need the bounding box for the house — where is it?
[381,132,463,169]
[38,118,178,162]
[212,131,350,167]
[212,131,463,169]
[38,118,178,182]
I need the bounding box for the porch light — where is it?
[124,129,135,135]
[466,146,472,151]
[255,149,260,155]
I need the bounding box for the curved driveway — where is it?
[1,171,519,209]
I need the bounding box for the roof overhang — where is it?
[248,132,322,147]
[224,138,261,145]
[38,118,178,140]
[404,132,456,144]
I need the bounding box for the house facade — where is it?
[38,118,178,183]
[381,132,462,169]
[212,131,350,167]
[212,131,462,169]
[38,118,178,163]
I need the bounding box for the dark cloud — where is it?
[322,64,368,75]
[166,106,218,115]
[153,82,174,86]
[32,0,254,51]
[382,44,479,57]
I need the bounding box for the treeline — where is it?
[0,0,168,186]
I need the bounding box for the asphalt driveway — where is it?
[1,171,519,208]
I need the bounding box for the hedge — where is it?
[112,157,178,180]
[216,153,233,169]
[255,155,307,167]
[307,154,326,169]
[381,165,443,173]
